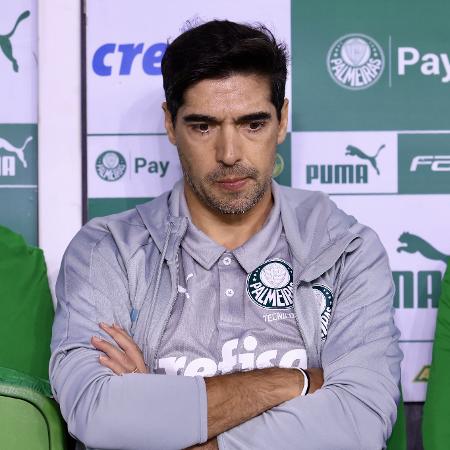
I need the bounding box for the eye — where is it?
[192,123,210,134]
[246,121,265,133]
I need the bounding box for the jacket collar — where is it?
[136,179,361,274]
[277,183,361,282]
[136,190,188,263]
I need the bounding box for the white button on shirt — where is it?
[223,256,232,266]
[225,288,234,297]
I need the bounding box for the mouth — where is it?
[216,177,249,191]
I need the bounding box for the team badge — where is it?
[313,285,334,340]
[272,153,285,178]
[96,150,127,181]
[327,34,384,90]
[246,259,293,310]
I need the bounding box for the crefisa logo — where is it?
[96,150,127,181]
[327,34,384,90]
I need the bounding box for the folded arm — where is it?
[216,228,402,450]
[50,226,209,449]
[93,322,323,449]
[50,224,322,450]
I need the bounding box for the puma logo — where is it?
[0,10,31,72]
[177,273,194,299]
[397,232,449,264]
[345,144,385,175]
[0,136,33,168]
[177,285,190,299]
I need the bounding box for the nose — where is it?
[215,124,242,166]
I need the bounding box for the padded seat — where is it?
[0,367,66,450]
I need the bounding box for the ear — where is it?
[162,102,176,145]
[276,98,289,145]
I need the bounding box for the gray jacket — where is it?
[50,182,402,450]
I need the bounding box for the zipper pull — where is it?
[130,308,139,336]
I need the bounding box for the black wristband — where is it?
[303,369,310,395]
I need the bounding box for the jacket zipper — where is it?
[294,234,361,366]
[142,222,173,363]
[318,256,346,356]
[151,251,180,372]
[129,259,160,338]
[292,279,310,366]
[144,220,187,371]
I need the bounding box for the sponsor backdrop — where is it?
[0,1,37,245]
[85,0,450,402]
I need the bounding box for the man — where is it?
[50,20,402,450]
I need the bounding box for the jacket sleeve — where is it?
[217,227,402,450]
[49,223,208,450]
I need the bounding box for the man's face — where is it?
[163,73,288,215]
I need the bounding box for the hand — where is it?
[305,368,324,394]
[91,323,149,375]
[185,437,218,450]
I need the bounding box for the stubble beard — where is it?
[181,158,272,215]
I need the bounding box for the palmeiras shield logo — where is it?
[96,150,127,181]
[327,34,384,90]
[247,259,294,310]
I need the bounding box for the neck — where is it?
[184,183,273,250]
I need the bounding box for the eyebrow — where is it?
[182,114,220,125]
[235,112,272,124]
[182,111,272,125]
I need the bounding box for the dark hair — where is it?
[161,20,288,123]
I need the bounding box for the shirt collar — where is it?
[168,179,282,272]
[232,181,282,273]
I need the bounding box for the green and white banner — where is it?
[85,0,450,401]
[0,1,37,245]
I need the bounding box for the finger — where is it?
[98,355,127,376]
[111,324,148,372]
[100,323,148,373]
[100,323,142,360]
[92,334,144,373]
[107,322,130,338]
[111,323,131,336]
[91,336,136,372]
[100,323,138,354]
